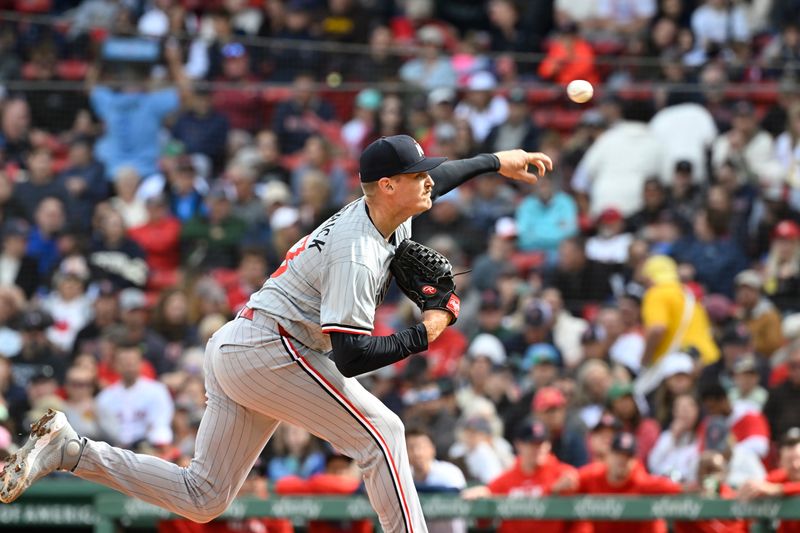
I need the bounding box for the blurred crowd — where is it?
[3,0,800,532]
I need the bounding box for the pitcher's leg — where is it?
[74,332,280,523]
[215,334,427,533]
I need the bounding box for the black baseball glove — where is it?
[390,239,460,324]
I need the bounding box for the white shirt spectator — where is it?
[586,233,634,264]
[727,446,766,488]
[711,130,775,183]
[774,131,800,185]
[573,121,664,216]
[596,0,656,24]
[41,293,93,352]
[691,1,750,48]
[650,103,718,183]
[552,310,588,368]
[420,460,467,533]
[455,96,510,143]
[96,377,175,447]
[463,441,504,484]
[609,331,645,374]
[555,0,597,23]
[648,431,701,483]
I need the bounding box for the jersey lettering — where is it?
[270,235,311,278]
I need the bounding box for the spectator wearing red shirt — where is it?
[463,420,587,533]
[538,22,599,86]
[211,43,262,133]
[740,428,800,533]
[553,432,682,533]
[128,194,182,290]
[699,382,771,460]
[275,451,372,533]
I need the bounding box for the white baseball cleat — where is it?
[0,409,85,503]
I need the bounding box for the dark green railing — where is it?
[4,480,800,532]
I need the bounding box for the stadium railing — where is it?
[3,480,800,532]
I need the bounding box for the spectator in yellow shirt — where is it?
[636,256,719,395]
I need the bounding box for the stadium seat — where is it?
[14,0,51,13]
[57,60,89,81]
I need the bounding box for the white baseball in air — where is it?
[566,79,594,103]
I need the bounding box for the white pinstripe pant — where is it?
[73,310,427,533]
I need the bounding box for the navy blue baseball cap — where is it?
[515,420,550,443]
[611,431,637,456]
[359,135,446,183]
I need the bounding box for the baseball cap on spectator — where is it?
[659,352,694,381]
[494,217,517,239]
[704,416,730,452]
[782,427,800,447]
[428,87,456,107]
[675,160,693,174]
[468,71,497,92]
[515,419,550,443]
[508,87,527,104]
[20,308,53,331]
[642,255,679,285]
[606,382,634,403]
[735,270,763,291]
[461,416,492,435]
[260,181,292,207]
[222,43,247,59]
[525,301,552,327]
[355,88,382,111]
[773,220,800,240]
[207,185,233,203]
[3,219,30,239]
[592,413,622,432]
[521,343,559,371]
[733,354,759,375]
[119,288,147,312]
[271,206,300,231]
[359,135,446,183]
[467,333,506,366]
[417,25,444,46]
[533,386,566,412]
[581,323,606,344]
[611,432,637,456]
[598,207,623,225]
[162,140,185,157]
[30,365,55,383]
[479,289,502,311]
[720,323,750,346]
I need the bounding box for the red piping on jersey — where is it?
[278,327,415,533]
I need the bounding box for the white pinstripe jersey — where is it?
[247,196,412,352]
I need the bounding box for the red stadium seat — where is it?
[57,60,89,81]
[14,0,51,12]
[534,108,583,132]
[527,86,562,105]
